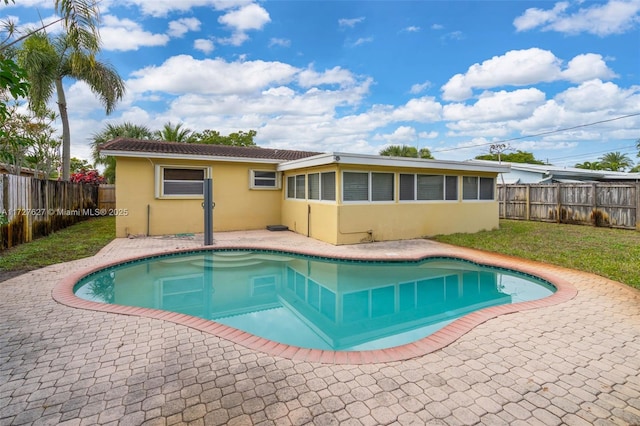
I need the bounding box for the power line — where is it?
[432,112,640,154]
[547,144,638,162]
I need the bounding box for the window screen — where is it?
[308,173,320,200]
[343,172,369,201]
[371,173,394,201]
[321,172,336,201]
[162,168,204,196]
[399,174,415,201]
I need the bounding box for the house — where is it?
[470,160,640,184]
[101,138,510,245]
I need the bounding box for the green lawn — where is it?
[0,215,115,273]
[432,219,640,290]
[2,216,639,291]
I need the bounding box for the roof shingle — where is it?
[100,138,322,161]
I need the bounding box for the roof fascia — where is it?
[278,152,511,173]
[100,150,282,164]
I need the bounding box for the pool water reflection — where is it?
[74,250,555,351]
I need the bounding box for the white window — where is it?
[399,174,458,201]
[287,174,306,199]
[156,165,210,198]
[463,176,495,200]
[343,171,394,202]
[250,170,280,189]
[308,172,336,201]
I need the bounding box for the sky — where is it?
[4,0,640,167]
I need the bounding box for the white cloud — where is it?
[100,15,170,51]
[128,55,299,95]
[561,53,618,82]
[410,81,432,94]
[513,2,570,31]
[339,17,365,28]
[403,26,421,32]
[514,0,640,36]
[431,24,444,30]
[441,48,617,101]
[443,89,547,122]
[194,38,214,54]
[168,17,201,38]
[218,3,270,41]
[269,38,291,48]
[377,126,419,144]
[112,0,251,18]
[298,66,356,88]
[352,37,374,47]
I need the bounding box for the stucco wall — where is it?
[115,157,281,237]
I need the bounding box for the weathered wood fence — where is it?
[498,183,640,230]
[0,174,100,250]
[98,184,116,210]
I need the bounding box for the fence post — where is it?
[525,185,530,221]
[556,183,561,223]
[636,183,640,231]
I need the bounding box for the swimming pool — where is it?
[73,249,556,351]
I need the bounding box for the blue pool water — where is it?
[74,250,555,351]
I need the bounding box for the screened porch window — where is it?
[400,174,458,201]
[463,176,495,200]
[343,172,394,202]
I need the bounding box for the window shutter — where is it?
[371,173,394,201]
[399,174,415,201]
[321,172,336,201]
[343,172,369,201]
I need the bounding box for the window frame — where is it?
[249,170,281,190]
[155,165,211,199]
[399,173,459,202]
[462,176,495,201]
[342,171,394,203]
[286,174,307,200]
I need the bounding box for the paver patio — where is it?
[1,230,639,425]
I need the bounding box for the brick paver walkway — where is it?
[1,231,639,425]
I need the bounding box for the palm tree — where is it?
[154,122,193,142]
[574,161,602,170]
[17,31,125,180]
[91,122,153,183]
[598,152,633,172]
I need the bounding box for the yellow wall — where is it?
[115,157,281,237]
[281,165,500,245]
[116,157,500,244]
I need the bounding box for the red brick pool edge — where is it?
[52,245,578,365]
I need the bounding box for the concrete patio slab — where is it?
[1,230,639,425]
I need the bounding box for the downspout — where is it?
[307,204,310,237]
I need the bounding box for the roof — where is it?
[278,152,511,173]
[100,138,321,163]
[100,139,510,173]
[470,160,640,182]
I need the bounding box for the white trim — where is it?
[249,170,281,190]
[278,152,511,173]
[102,150,282,164]
[155,164,212,199]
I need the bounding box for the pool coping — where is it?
[52,244,578,365]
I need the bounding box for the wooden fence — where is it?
[98,184,116,210]
[498,183,640,230]
[0,174,100,250]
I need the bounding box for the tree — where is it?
[91,122,153,184]
[574,161,603,170]
[379,145,434,159]
[1,1,100,132]
[598,152,633,172]
[0,100,60,177]
[190,129,257,146]
[17,30,125,181]
[70,156,92,172]
[475,150,545,164]
[153,122,193,142]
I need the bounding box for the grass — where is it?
[0,215,115,273]
[432,219,640,290]
[2,216,639,291]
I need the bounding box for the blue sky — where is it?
[5,0,640,167]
